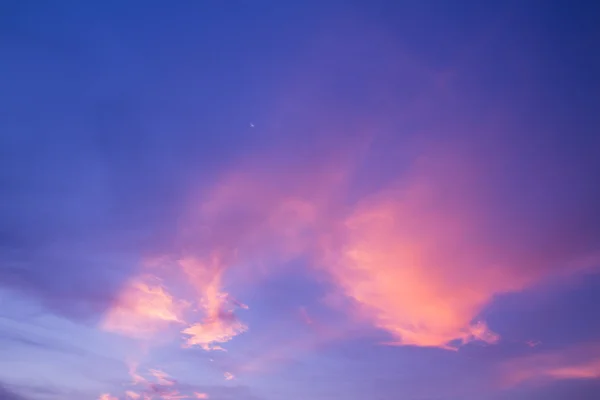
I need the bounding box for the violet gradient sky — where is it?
[1,1,600,400]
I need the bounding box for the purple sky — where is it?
[1,1,600,399]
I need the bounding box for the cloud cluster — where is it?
[107,140,600,356]
[96,362,247,400]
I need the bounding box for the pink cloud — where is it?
[101,275,187,338]
[174,146,531,351]
[149,369,176,386]
[103,110,600,367]
[318,143,600,349]
[178,257,248,351]
[501,343,600,386]
[102,254,249,352]
[157,391,190,400]
[106,363,206,400]
[322,176,524,348]
[181,166,341,268]
[127,361,148,385]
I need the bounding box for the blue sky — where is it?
[1,1,600,399]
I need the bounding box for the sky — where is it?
[1,1,600,399]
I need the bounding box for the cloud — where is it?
[159,110,599,355]
[114,127,599,357]
[127,361,148,386]
[97,363,250,400]
[149,369,176,387]
[501,343,600,386]
[102,275,187,338]
[182,311,247,352]
[131,134,599,355]
[319,139,600,349]
[118,364,185,399]
[105,163,339,352]
[321,169,519,347]
[99,394,118,400]
[178,257,248,351]
[180,165,341,268]
[126,391,141,399]
[101,256,248,352]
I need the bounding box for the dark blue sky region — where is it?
[1,1,600,399]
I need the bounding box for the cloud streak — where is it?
[501,343,600,387]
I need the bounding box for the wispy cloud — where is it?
[125,391,141,399]
[96,362,251,400]
[149,369,176,386]
[179,257,248,351]
[500,343,600,386]
[102,275,187,338]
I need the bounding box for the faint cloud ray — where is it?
[500,342,600,387]
[126,391,141,399]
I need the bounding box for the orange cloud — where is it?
[194,393,209,399]
[99,394,118,400]
[126,391,141,399]
[224,372,234,380]
[501,343,600,386]
[102,275,187,338]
